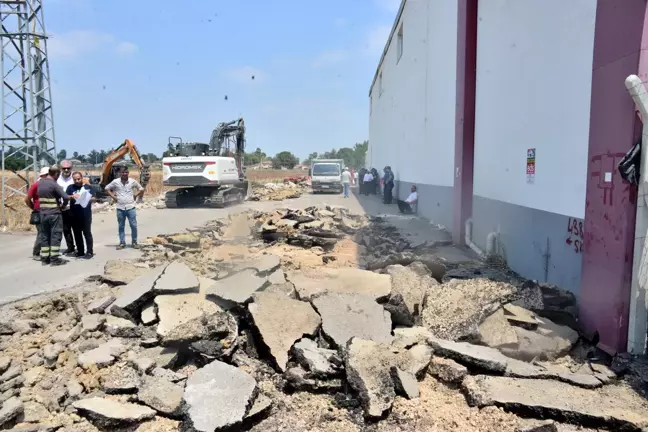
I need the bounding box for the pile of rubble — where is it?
[248,181,310,202]
[1,206,647,432]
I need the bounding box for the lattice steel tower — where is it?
[0,0,56,225]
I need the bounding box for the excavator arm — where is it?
[208,118,245,176]
[100,139,151,190]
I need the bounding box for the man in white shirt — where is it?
[56,160,76,254]
[397,185,418,214]
[341,167,351,198]
[105,167,144,249]
[362,170,374,196]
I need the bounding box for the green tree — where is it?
[72,151,79,159]
[144,153,159,163]
[4,156,26,171]
[353,140,368,168]
[57,149,67,161]
[303,152,318,165]
[87,150,100,165]
[335,147,355,169]
[272,151,299,169]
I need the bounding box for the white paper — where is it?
[604,172,612,183]
[78,188,91,208]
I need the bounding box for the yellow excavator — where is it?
[86,139,151,200]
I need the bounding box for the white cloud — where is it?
[311,50,349,68]
[224,66,268,84]
[374,0,401,13]
[115,41,139,56]
[365,25,392,56]
[48,30,138,60]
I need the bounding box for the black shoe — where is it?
[41,258,50,266]
[116,244,126,250]
[32,255,41,261]
[75,252,85,258]
[131,243,139,249]
[50,258,68,266]
[64,249,76,256]
[81,253,94,259]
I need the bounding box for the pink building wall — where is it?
[579,0,645,353]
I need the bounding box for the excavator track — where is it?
[208,187,245,208]
[164,190,179,208]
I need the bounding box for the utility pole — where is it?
[0,0,56,226]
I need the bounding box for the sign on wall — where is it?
[526,148,536,184]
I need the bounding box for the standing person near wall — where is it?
[105,167,144,250]
[37,166,69,266]
[66,171,95,259]
[358,168,367,194]
[25,167,50,260]
[341,167,351,198]
[383,166,395,204]
[56,160,76,255]
[362,169,374,196]
[371,168,380,195]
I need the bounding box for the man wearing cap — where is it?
[24,166,50,260]
[57,159,76,255]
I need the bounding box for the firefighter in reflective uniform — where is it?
[37,166,70,265]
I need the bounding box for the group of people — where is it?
[354,166,418,214]
[25,160,145,265]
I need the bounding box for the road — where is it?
[0,192,369,304]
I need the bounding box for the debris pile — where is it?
[1,206,647,432]
[248,181,309,201]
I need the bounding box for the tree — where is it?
[57,149,67,161]
[244,147,267,166]
[336,147,355,169]
[87,150,100,165]
[272,151,299,169]
[303,152,318,165]
[144,153,159,163]
[72,151,79,159]
[353,140,368,168]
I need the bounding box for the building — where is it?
[368,0,648,354]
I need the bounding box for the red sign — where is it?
[526,163,535,175]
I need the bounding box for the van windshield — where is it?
[312,164,340,176]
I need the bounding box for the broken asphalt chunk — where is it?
[72,397,156,428]
[288,267,391,301]
[206,269,267,309]
[108,264,168,320]
[182,360,257,431]
[153,260,200,294]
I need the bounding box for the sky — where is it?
[44,0,399,160]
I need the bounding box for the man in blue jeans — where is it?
[105,167,144,249]
[341,167,351,198]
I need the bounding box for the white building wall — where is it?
[368,0,458,228]
[471,0,597,294]
[473,0,596,218]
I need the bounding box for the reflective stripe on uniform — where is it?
[39,198,57,203]
[40,204,59,208]
[40,246,50,258]
[39,197,59,209]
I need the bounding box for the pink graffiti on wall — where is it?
[590,151,634,207]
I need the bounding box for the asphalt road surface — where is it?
[0,192,368,304]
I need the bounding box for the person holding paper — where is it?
[66,171,95,259]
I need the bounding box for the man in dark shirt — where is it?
[37,166,69,266]
[66,171,94,259]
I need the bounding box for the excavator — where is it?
[162,118,250,208]
[86,139,151,200]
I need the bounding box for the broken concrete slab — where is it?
[66,378,84,398]
[428,338,509,373]
[515,281,579,330]
[288,267,392,301]
[312,292,392,347]
[0,358,10,375]
[182,360,257,431]
[87,295,115,314]
[153,261,200,294]
[421,278,517,341]
[101,366,140,394]
[515,421,558,432]
[248,292,321,371]
[102,260,149,285]
[159,311,237,350]
[0,365,23,383]
[154,287,222,339]
[245,393,273,421]
[292,338,341,377]
[206,269,267,309]
[396,344,433,378]
[130,357,156,374]
[392,326,434,350]
[500,317,579,362]
[0,397,23,426]
[345,338,396,418]
[504,358,603,389]
[391,367,419,399]
[428,357,468,383]
[138,375,184,417]
[104,315,142,338]
[77,340,126,369]
[151,367,186,384]
[462,375,648,430]
[384,264,438,326]
[81,314,105,333]
[50,326,80,345]
[503,303,539,329]
[234,254,281,275]
[138,347,180,369]
[477,308,519,349]
[264,282,297,299]
[140,301,158,326]
[284,366,344,392]
[267,269,286,285]
[18,401,50,423]
[72,397,156,428]
[108,264,168,320]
